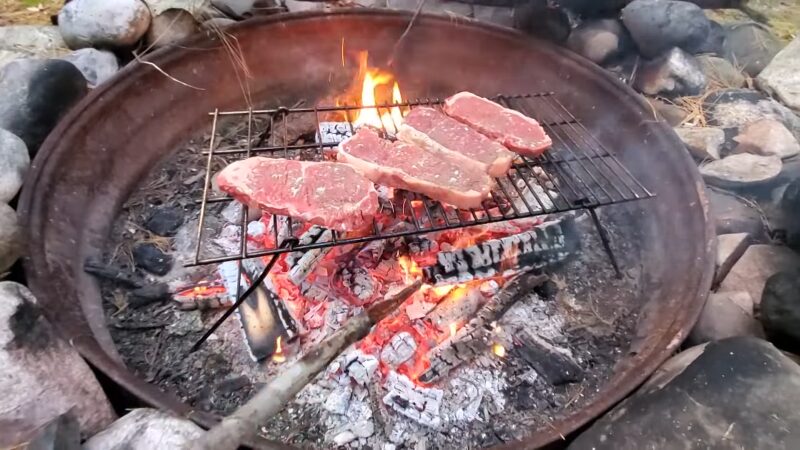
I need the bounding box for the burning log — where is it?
[173,283,231,311]
[422,215,579,285]
[383,371,444,428]
[192,279,422,450]
[418,273,548,384]
[287,230,333,286]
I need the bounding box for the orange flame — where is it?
[398,256,422,283]
[344,52,405,133]
[492,343,506,358]
[272,336,286,363]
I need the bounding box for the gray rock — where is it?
[761,271,800,351]
[0,129,29,203]
[472,5,514,28]
[58,0,152,49]
[697,54,746,88]
[757,36,800,112]
[0,282,116,438]
[566,18,630,65]
[621,0,711,58]
[687,291,763,345]
[59,48,118,87]
[84,409,202,449]
[706,89,800,140]
[569,337,800,450]
[0,26,69,58]
[700,153,782,189]
[645,97,687,126]
[693,19,725,56]
[283,0,327,12]
[146,8,199,48]
[719,244,800,307]
[715,232,750,285]
[674,126,724,160]
[1,410,81,450]
[723,22,783,77]
[0,203,23,273]
[0,50,27,71]
[0,59,88,154]
[211,0,256,18]
[386,0,471,16]
[706,187,766,237]
[634,48,706,97]
[734,119,800,159]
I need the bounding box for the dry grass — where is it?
[0,0,61,26]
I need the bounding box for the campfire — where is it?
[94,40,652,449]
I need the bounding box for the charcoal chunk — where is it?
[145,206,184,236]
[132,243,173,276]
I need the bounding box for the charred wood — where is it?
[418,273,548,384]
[514,330,583,386]
[422,215,579,284]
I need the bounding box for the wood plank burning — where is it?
[422,215,579,284]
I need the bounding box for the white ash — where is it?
[383,372,444,428]
[443,377,483,422]
[213,223,241,255]
[341,266,376,301]
[380,332,417,367]
[343,350,380,386]
[318,122,354,145]
[332,430,357,446]
[323,385,353,415]
[501,291,567,344]
[480,280,501,296]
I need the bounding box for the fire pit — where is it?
[19,10,714,449]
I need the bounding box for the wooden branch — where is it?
[192,279,422,450]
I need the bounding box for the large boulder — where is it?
[0,129,29,203]
[715,232,750,285]
[0,26,70,61]
[0,58,88,155]
[757,36,800,112]
[58,48,119,87]
[566,19,630,65]
[621,0,711,58]
[760,271,800,352]
[733,119,800,159]
[0,203,23,273]
[718,244,800,307]
[58,0,152,49]
[569,337,800,450]
[634,47,706,97]
[700,153,782,189]
[83,409,202,450]
[0,282,116,442]
[687,291,763,345]
[723,22,784,77]
[706,187,766,237]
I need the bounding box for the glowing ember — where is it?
[175,284,227,298]
[272,336,287,363]
[344,52,406,133]
[449,323,457,339]
[398,256,422,283]
[492,343,506,358]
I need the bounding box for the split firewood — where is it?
[418,272,548,383]
[191,279,423,450]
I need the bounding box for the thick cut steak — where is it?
[337,128,493,209]
[397,106,515,177]
[443,92,552,157]
[217,157,379,231]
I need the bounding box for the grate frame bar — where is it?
[190,93,654,266]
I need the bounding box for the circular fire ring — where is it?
[19,10,714,448]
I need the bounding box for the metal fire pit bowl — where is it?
[19,10,714,448]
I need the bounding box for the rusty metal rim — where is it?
[18,10,715,448]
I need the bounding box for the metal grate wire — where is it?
[190,93,653,267]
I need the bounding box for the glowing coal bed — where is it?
[100,126,645,449]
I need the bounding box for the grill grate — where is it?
[191,93,654,267]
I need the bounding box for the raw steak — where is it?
[337,128,493,209]
[217,157,379,231]
[443,92,552,157]
[397,107,515,177]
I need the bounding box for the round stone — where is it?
[58,0,152,49]
[0,203,23,273]
[700,153,782,189]
[59,48,119,86]
[0,129,29,203]
[761,271,800,351]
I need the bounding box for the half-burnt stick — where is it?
[192,279,423,450]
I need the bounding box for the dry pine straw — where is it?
[0,0,61,26]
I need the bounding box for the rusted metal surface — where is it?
[18,10,715,448]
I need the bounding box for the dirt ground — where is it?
[0,0,61,26]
